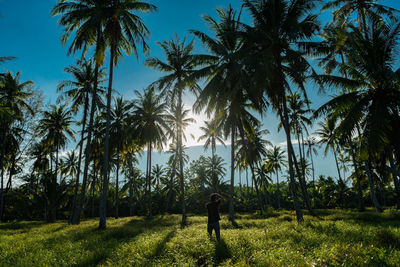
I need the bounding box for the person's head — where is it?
[210,193,220,203]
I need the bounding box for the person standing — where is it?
[206,193,223,241]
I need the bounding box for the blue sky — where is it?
[1,0,399,183]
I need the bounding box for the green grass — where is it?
[1,210,400,266]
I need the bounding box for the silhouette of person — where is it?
[206,193,223,241]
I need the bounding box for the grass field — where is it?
[1,210,400,266]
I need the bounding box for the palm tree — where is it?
[323,0,399,34]
[99,0,156,229]
[236,126,271,212]
[313,16,400,212]
[133,88,169,219]
[192,5,263,222]
[0,71,33,221]
[38,105,75,221]
[205,155,226,193]
[242,0,321,221]
[305,137,318,208]
[0,72,33,174]
[284,92,314,214]
[57,59,105,223]
[265,146,286,209]
[151,164,165,190]
[316,118,343,181]
[108,97,133,218]
[198,118,226,158]
[145,35,204,225]
[52,0,108,225]
[61,151,79,183]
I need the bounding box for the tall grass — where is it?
[1,210,399,266]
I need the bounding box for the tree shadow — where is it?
[228,219,242,229]
[0,221,43,231]
[214,238,232,266]
[152,229,176,258]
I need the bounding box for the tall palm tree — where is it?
[133,88,169,219]
[316,118,343,181]
[99,0,156,229]
[313,16,400,212]
[145,35,204,225]
[305,137,318,207]
[57,59,105,223]
[52,0,108,225]
[265,146,286,209]
[108,96,132,218]
[38,105,75,222]
[192,5,263,222]
[0,72,33,174]
[284,92,314,214]
[242,0,321,221]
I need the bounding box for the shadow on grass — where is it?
[0,221,44,231]
[214,238,232,265]
[152,229,176,258]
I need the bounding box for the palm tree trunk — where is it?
[308,144,316,208]
[228,124,235,222]
[249,164,264,214]
[129,179,134,216]
[72,54,100,225]
[365,160,383,213]
[388,150,400,209]
[0,169,4,221]
[148,142,153,219]
[99,32,116,230]
[70,91,89,223]
[279,104,303,222]
[332,147,342,181]
[289,138,315,216]
[91,168,98,217]
[349,143,364,211]
[115,153,120,219]
[276,172,280,209]
[246,168,249,196]
[177,93,186,226]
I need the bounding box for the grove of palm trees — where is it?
[1,0,400,265]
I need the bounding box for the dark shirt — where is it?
[206,201,221,223]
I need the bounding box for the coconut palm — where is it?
[61,151,79,183]
[0,71,33,220]
[316,118,343,181]
[151,164,165,190]
[145,35,205,225]
[52,0,108,225]
[314,15,400,212]
[305,137,318,207]
[108,96,133,218]
[242,0,321,221]
[198,117,226,158]
[323,0,399,33]
[236,126,272,212]
[205,155,226,193]
[265,146,286,209]
[285,92,315,214]
[133,88,170,219]
[192,5,263,221]
[57,59,105,223]
[0,72,33,172]
[38,105,75,221]
[99,0,156,229]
